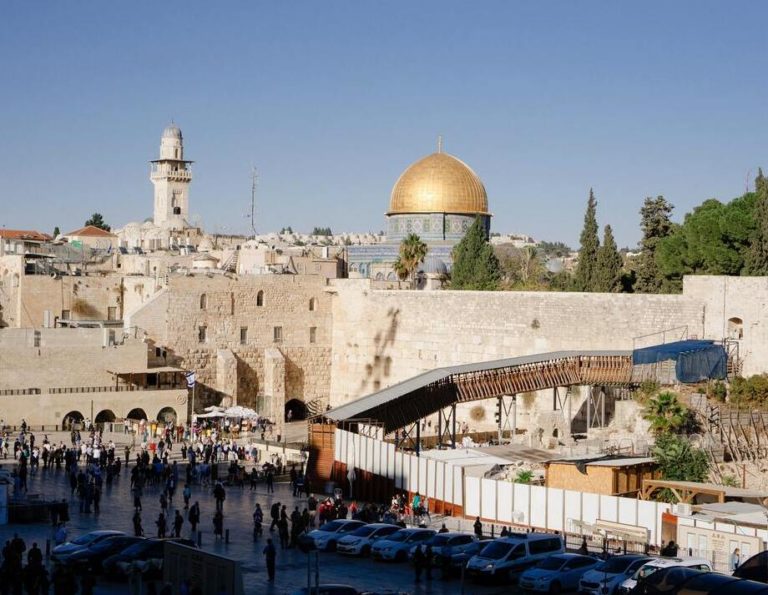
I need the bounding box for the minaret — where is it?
[151,123,193,230]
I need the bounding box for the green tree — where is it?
[652,434,709,487]
[52,226,60,237]
[656,195,756,290]
[745,168,768,275]
[451,216,501,290]
[642,391,697,435]
[514,470,533,484]
[497,245,546,289]
[84,213,111,231]
[574,189,600,292]
[594,225,623,292]
[311,227,332,236]
[635,196,674,293]
[392,233,428,288]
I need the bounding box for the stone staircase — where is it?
[219,251,239,273]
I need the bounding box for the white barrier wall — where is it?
[335,429,670,545]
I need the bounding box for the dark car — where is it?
[51,530,125,564]
[631,566,705,595]
[65,536,146,572]
[102,538,196,578]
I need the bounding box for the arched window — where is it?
[256,290,264,307]
[173,207,181,215]
[728,317,744,340]
[309,297,317,311]
[200,293,207,309]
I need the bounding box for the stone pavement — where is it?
[1,449,522,594]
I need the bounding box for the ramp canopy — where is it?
[632,340,726,383]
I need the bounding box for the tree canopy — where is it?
[652,434,709,485]
[84,213,111,231]
[451,216,501,290]
[574,189,600,292]
[594,225,623,292]
[393,233,428,288]
[635,196,674,293]
[745,169,768,275]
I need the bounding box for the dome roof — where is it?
[420,255,448,275]
[388,152,489,216]
[162,123,182,139]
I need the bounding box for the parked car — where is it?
[617,557,712,594]
[519,553,600,593]
[64,536,146,572]
[301,520,367,552]
[407,532,477,560]
[102,538,196,578]
[435,538,493,574]
[628,565,705,595]
[336,523,401,557]
[579,555,652,595]
[370,528,436,562]
[466,533,565,581]
[51,530,125,563]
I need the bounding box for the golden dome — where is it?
[388,151,489,216]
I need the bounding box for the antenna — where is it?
[250,167,258,237]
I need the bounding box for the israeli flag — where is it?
[185,371,196,388]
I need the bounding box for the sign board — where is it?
[162,541,243,595]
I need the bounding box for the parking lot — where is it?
[6,456,531,594]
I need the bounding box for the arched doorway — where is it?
[94,409,116,431]
[285,399,308,422]
[126,408,147,420]
[157,407,177,425]
[62,411,84,431]
[728,317,744,340]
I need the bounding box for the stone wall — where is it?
[328,280,707,405]
[128,274,333,412]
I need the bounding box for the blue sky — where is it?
[1,1,767,247]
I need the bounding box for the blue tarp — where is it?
[632,339,727,383]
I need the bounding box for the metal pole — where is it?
[512,395,517,441]
[587,387,591,433]
[451,403,457,449]
[416,422,421,456]
[601,388,605,429]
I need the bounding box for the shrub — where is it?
[730,375,768,405]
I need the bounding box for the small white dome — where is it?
[162,123,182,139]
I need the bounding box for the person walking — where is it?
[253,504,264,540]
[269,502,280,531]
[213,481,226,512]
[732,547,741,571]
[413,545,425,582]
[156,512,166,538]
[174,511,184,538]
[473,516,483,538]
[133,511,144,536]
[183,483,191,509]
[263,538,276,582]
[213,510,224,540]
[189,501,200,533]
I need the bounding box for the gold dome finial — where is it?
[437,135,443,154]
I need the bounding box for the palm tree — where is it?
[392,233,428,288]
[642,391,690,435]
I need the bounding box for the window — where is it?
[309,327,317,344]
[528,538,562,555]
[198,326,207,343]
[107,306,117,321]
[173,207,181,215]
[33,330,41,348]
[240,327,248,345]
[256,290,264,307]
[728,317,744,340]
[273,326,283,343]
[309,297,318,311]
[61,309,70,320]
[200,294,208,309]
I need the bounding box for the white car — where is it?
[336,523,401,556]
[617,557,712,594]
[579,554,651,595]
[370,528,436,562]
[301,520,366,552]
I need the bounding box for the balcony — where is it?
[150,166,192,181]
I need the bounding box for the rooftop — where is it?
[64,225,117,238]
[0,229,52,241]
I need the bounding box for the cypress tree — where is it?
[635,195,674,293]
[594,225,623,292]
[451,216,501,290]
[746,168,768,275]
[574,189,600,292]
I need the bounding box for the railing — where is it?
[150,168,191,180]
[0,388,41,396]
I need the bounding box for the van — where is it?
[465,532,565,581]
[617,557,712,594]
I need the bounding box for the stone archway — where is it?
[95,409,116,431]
[62,411,84,431]
[127,408,148,420]
[157,407,177,425]
[285,398,307,422]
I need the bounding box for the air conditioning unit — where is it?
[673,503,693,516]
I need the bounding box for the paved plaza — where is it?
[2,432,519,595]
